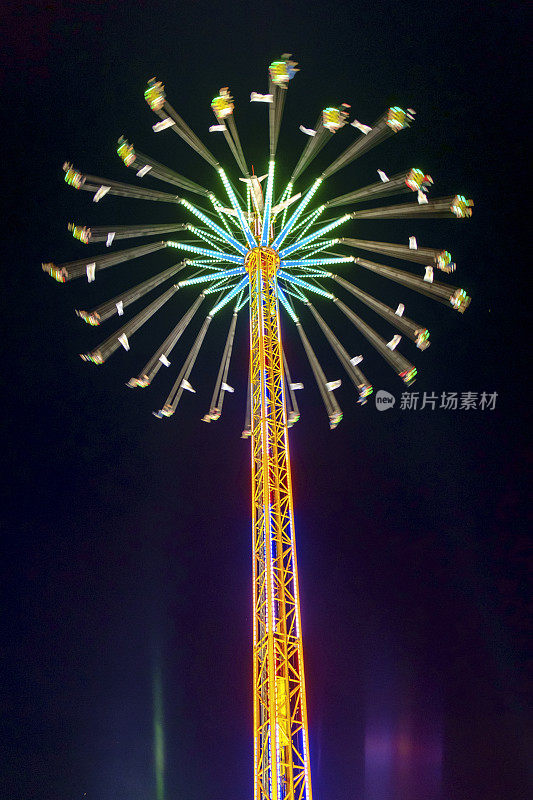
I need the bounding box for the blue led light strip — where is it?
[180,198,247,255]
[281,256,354,267]
[278,270,335,299]
[277,286,299,322]
[167,240,245,264]
[178,267,245,287]
[270,178,323,251]
[279,215,350,257]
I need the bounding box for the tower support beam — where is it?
[248,246,312,800]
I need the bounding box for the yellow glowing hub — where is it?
[245,246,280,276]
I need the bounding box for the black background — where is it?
[2,1,530,798]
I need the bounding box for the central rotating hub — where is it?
[245,246,280,277]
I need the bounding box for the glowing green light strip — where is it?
[279,181,293,229]
[297,238,339,253]
[260,160,275,246]
[301,243,336,260]
[218,168,256,248]
[186,260,227,271]
[293,205,326,240]
[208,194,239,238]
[187,224,226,248]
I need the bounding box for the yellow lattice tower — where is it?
[247,246,313,800]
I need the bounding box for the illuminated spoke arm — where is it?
[333,297,417,384]
[294,241,340,261]
[294,316,343,429]
[332,273,431,349]
[117,138,210,195]
[321,107,413,180]
[340,238,455,272]
[291,205,326,238]
[218,168,256,248]
[43,241,167,283]
[210,195,243,236]
[76,261,188,325]
[355,257,471,312]
[202,296,240,422]
[185,224,227,249]
[209,276,249,315]
[127,292,206,388]
[68,223,188,245]
[350,195,474,220]
[178,267,245,287]
[186,259,229,271]
[80,285,180,365]
[155,314,214,417]
[325,168,431,208]
[166,239,245,264]
[279,271,335,300]
[295,239,339,254]
[305,301,373,402]
[280,256,354,269]
[276,180,293,229]
[180,197,248,255]
[279,214,351,258]
[236,292,248,312]
[202,276,238,294]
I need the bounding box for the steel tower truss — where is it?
[247,246,312,800]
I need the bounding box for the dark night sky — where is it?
[2,1,531,798]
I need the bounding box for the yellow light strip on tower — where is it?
[248,246,313,800]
